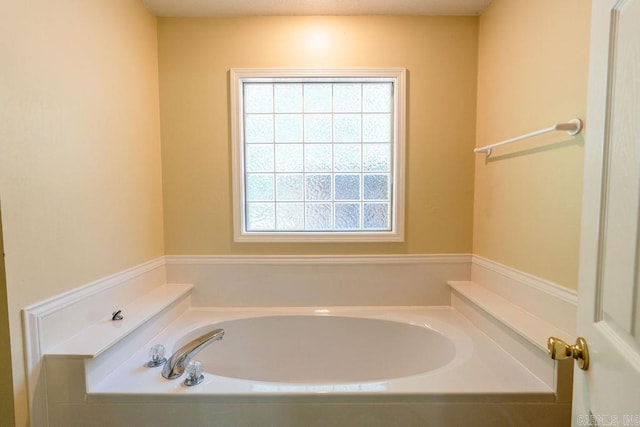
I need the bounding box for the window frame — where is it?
[230,68,406,242]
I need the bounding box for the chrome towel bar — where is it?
[474,118,583,158]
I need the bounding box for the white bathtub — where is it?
[91,306,552,398]
[177,315,458,384]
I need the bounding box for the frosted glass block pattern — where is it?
[276,203,304,230]
[363,114,391,142]
[246,174,274,201]
[245,145,274,172]
[304,144,332,172]
[334,144,361,172]
[304,84,332,113]
[334,114,361,142]
[244,84,273,113]
[241,79,397,233]
[276,174,303,201]
[363,144,390,172]
[304,114,332,142]
[335,203,360,230]
[363,83,392,113]
[247,203,275,230]
[364,203,389,230]
[306,174,332,201]
[245,115,274,143]
[275,114,303,142]
[275,144,303,172]
[335,175,360,200]
[274,84,302,113]
[364,174,389,200]
[306,203,332,230]
[333,84,361,112]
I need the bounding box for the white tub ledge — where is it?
[448,280,575,403]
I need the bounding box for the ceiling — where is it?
[143,0,493,17]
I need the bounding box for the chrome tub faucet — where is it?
[161,328,225,380]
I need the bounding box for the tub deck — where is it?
[89,306,554,403]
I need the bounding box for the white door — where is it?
[574,0,640,424]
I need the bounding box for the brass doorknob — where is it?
[547,336,589,370]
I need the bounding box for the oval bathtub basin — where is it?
[174,315,456,383]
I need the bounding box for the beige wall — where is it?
[0,206,15,426]
[473,0,591,289]
[158,16,478,256]
[0,2,592,423]
[0,1,164,424]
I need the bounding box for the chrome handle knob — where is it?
[184,360,204,386]
[147,344,167,367]
[547,336,589,370]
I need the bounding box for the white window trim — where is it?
[230,68,406,243]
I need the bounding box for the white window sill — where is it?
[234,230,404,243]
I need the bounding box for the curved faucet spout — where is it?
[162,328,225,380]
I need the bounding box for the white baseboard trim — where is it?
[23,257,166,319]
[472,255,578,305]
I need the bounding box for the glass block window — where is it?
[231,69,406,242]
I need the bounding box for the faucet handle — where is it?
[184,360,204,386]
[147,344,167,367]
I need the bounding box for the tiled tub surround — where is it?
[24,255,575,426]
